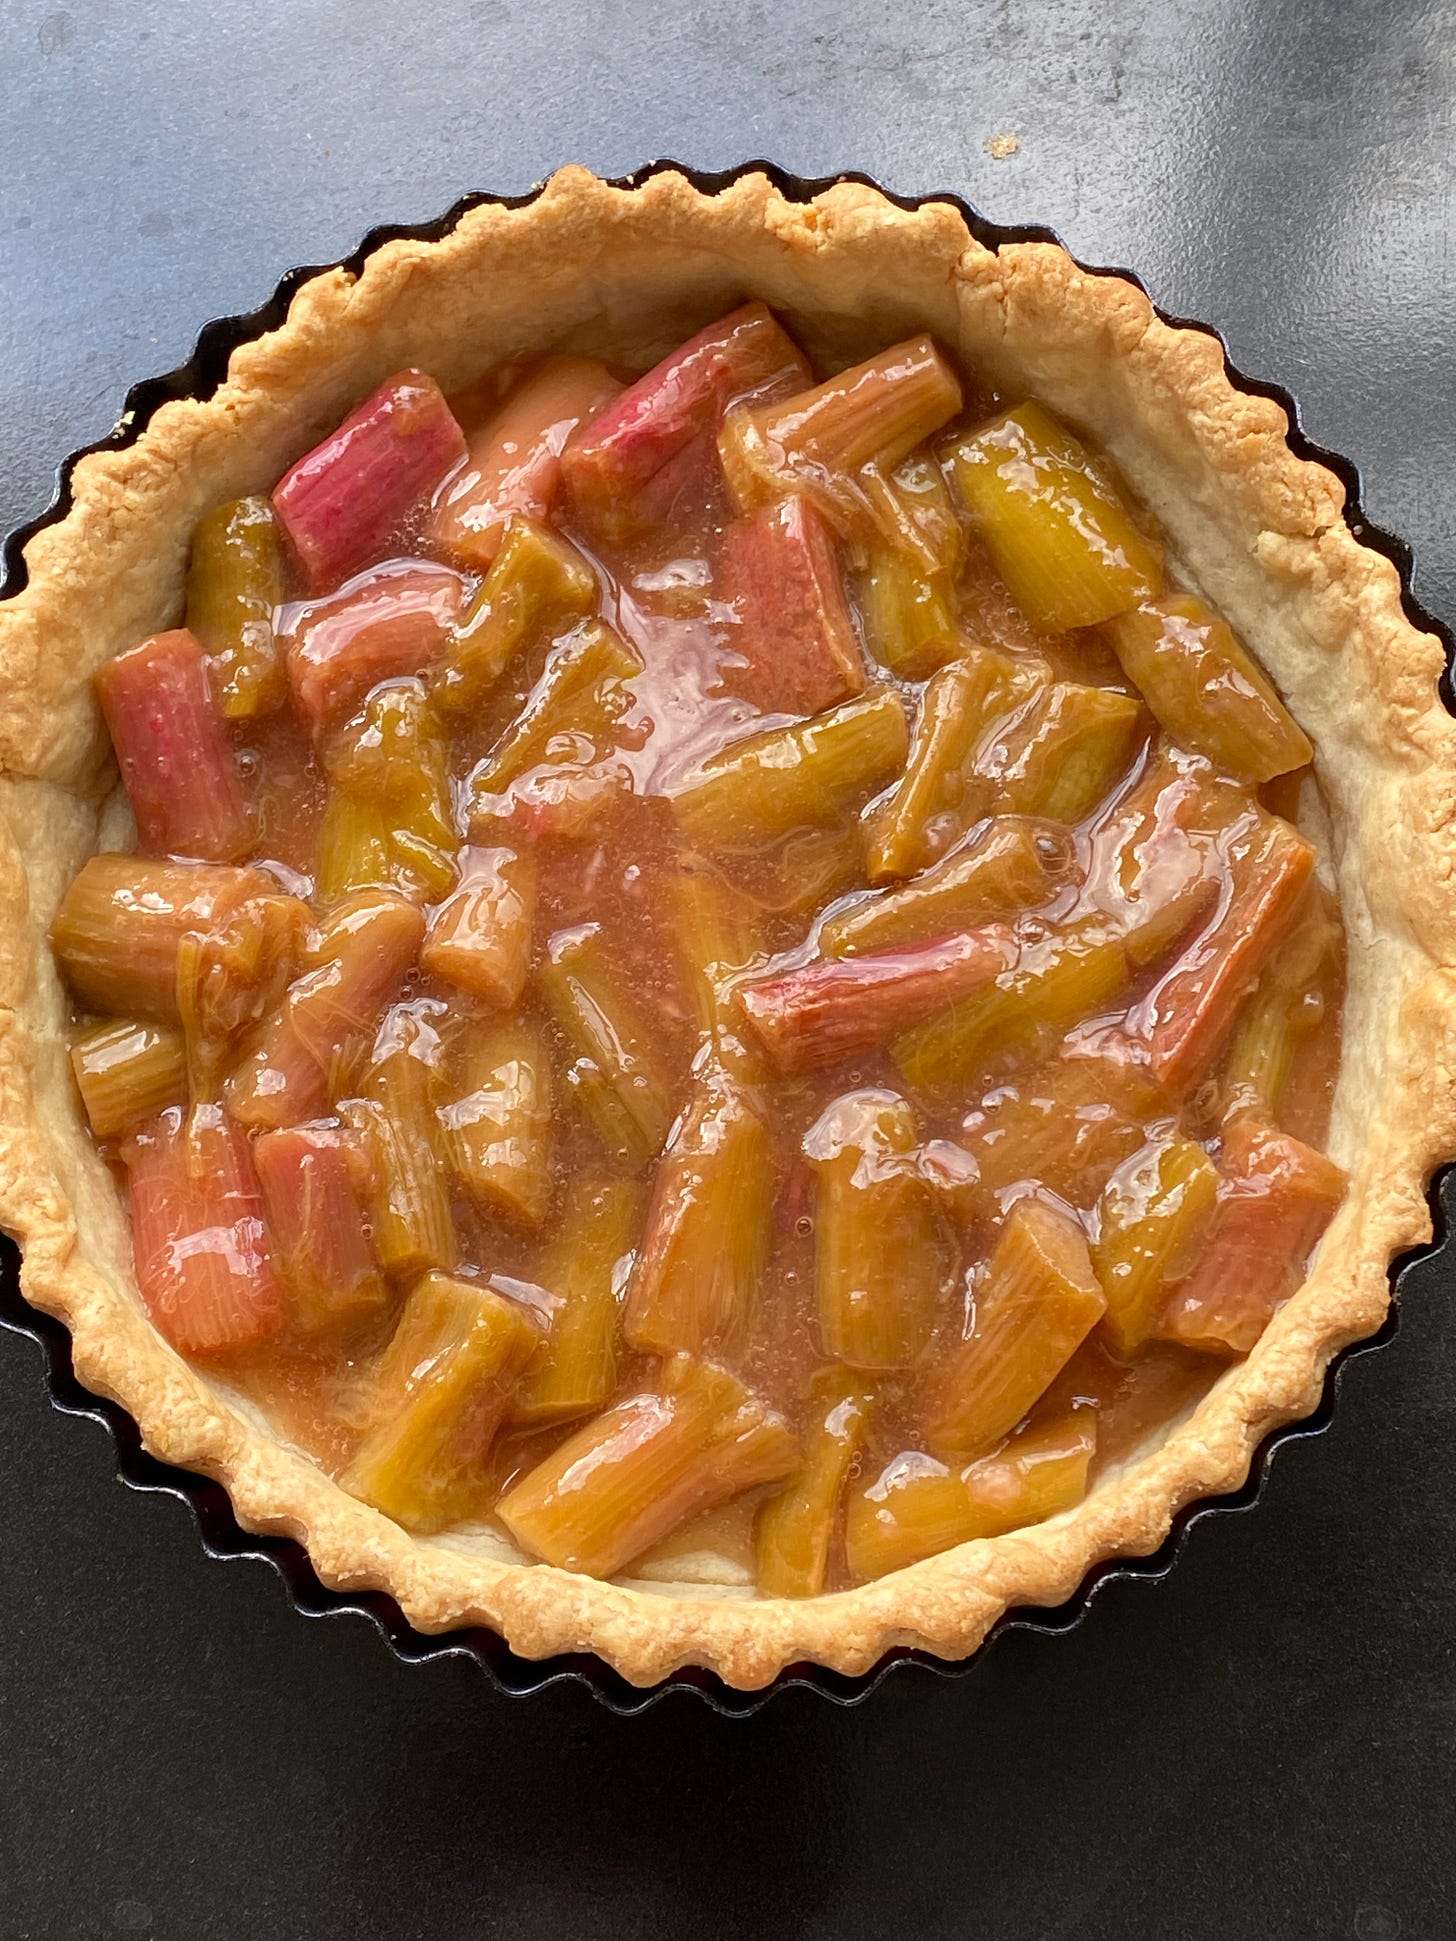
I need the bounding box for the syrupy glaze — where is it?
[52,307,1348,1595]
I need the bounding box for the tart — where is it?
[0,166,1453,1690]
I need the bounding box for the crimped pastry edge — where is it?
[0,164,1452,1688]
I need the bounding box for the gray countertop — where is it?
[2,3,1454,1936]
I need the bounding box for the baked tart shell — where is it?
[1,164,1453,1691]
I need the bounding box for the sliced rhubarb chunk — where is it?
[272,369,467,589]
[96,630,252,862]
[719,495,867,716]
[1140,814,1316,1094]
[51,856,271,1023]
[497,1354,798,1578]
[433,516,598,718]
[670,688,909,852]
[316,678,458,904]
[927,1196,1106,1460]
[347,1271,544,1531]
[806,1087,948,1371]
[420,843,535,1007]
[124,1104,283,1355]
[624,1072,775,1355]
[561,302,810,541]
[175,888,307,1094]
[739,926,1016,1074]
[1091,1136,1220,1356]
[70,1020,187,1141]
[538,923,677,1169]
[845,1417,1094,1582]
[438,1014,554,1228]
[224,889,425,1129]
[253,1124,389,1336]
[185,496,287,719]
[756,1366,873,1599]
[1221,885,1342,1118]
[1109,594,1313,785]
[1159,1115,1347,1355]
[948,402,1162,632]
[280,560,468,735]
[958,1043,1173,1215]
[346,1002,457,1280]
[719,334,963,530]
[428,356,622,570]
[513,1174,645,1428]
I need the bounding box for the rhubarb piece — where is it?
[861,450,965,584]
[739,925,1015,1074]
[438,1014,553,1228]
[1220,885,1341,1117]
[497,1354,798,1579]
[253,1124,390,1336]
[670,688,909,852]
[51,856,271,1023]
[1109,593,1313,784]
[958,1044,1173,1213]
[513,1175,645,1428]
[857,453,965,677]
[860,547,959,681]
[865,648,1025,882]
[894,864,1214,1099]
[563,303,811,541]
[987,682,1146,824]
[538,924,677,1169]
[1160,1116,1347,1355]
[123,1103,283,1355]
[821,818,1072,957]
[893,919,1133,1097]
[755,1365,872,1598]
[70,1020,187,1140]
[175,888,307,1094]
[273,369,467,589]
[806,1087,947,1371]
[345,1003,457,1280]
[420,843,534,1008]
[433,516,598,717]
[863,556,959,678]
[471,618,642,796]
[719,335,963,527]
[624,1072,774,1354]
[96,630,252,862]
[1140,813,1316,1094]
[429,356,622,569]
[927,1197,1106,1460]
[948,402,1162,632]
[185,496,286,718]
[316,678,458,904]
[224,889,424,1129]
[347,1271,543,1532]
[845,1417,1095,1582]
[719,495,867,716]
[1091,1136,1219,1355]
[671,856,764,1049]
[282,561,467,735]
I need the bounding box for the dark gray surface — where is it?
[2,2,1454,1936]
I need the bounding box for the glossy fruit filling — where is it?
[51,303,1346,1594]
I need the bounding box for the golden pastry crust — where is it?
[1,164,1453,1689]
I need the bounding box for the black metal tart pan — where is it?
[1,159,1448,1717]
